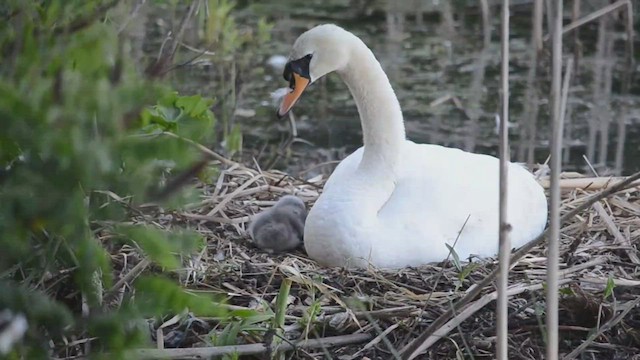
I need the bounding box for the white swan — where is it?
[277,24,548,269]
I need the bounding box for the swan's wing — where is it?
[377,141,547,256]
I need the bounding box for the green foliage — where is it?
[445,243,462,272]
[208,302,274,360]
[210,307,273,346]
[603,276,616,300]
[140,92,216,142]
[0,0,235,357]
[134,276,226,317]
[118,225,205,270]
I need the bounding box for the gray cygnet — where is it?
[248,195,307,253]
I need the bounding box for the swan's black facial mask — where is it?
[278,54,312,118]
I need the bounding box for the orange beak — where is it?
[277,73,310,118]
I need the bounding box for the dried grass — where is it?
[107,158,640,360]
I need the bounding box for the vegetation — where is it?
[2,1,638,359]
[0,0,269,357]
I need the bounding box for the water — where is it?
[140,0,640,177]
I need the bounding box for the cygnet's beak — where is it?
[277,73,309,118]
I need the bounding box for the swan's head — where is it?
[277,24,352,117]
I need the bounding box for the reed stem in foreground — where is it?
[496,0,511,359]
[547,1,564,359]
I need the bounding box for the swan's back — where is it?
[307,141,548,268]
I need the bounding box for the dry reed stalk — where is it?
[496,0,511,359]
[614,100,629,174]
[587,13,612,170]
[570,0,582,71]
[559,58,573,163]
[563,1,578,164]
[463,0,491,152]
[597,17,614,169]
[615,1,635,174]
[521,0,543,165]
[560,0,632,37]
[538,176,640,190]
[130,333,373,359]
[547,1,564,358]
[533,0,543,51]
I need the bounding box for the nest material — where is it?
[116,158,640,360]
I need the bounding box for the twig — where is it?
[104,258,151,303]
[563,296,640,359]
[145,0,199,78]
[181,213,250,225]
[593,202,640,264]
[547,1,564,358]
[161,131,240,167]
[496,0,511,358]
[206,175,263,216]
[54,0,121,35]
[559,0,631,41]
[129,333,372,359]
[149,159,209,202]
[399,171,640,359]
[537,176,640,190]
[117,0,147,33]
[347,323,400,360]
[414,279,573,353]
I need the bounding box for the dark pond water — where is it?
[137,0,640,178]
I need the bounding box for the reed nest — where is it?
[115,156,640,360]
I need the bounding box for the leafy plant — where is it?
[210,305,274,360]
[0,0,230,358]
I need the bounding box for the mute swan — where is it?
[277,24,548,268]
[249,195,307,253]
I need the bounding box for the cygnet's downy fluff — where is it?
[248,195,307,253]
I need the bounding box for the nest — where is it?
[113,155,640,360]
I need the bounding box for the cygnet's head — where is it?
[274,195,307,218]
[277,24,354,117]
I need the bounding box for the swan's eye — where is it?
[291,54,312,79]
[283,54,313,84]
[283,62,292,82]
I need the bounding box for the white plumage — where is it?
[280,24,548,269]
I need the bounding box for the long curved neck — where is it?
[337,38,406,174]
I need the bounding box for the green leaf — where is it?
[119,225,203,270]
[559,286,575,296]
[604,276,616,299]
[175,95,213,117]
[134,276,226,317]
[445,243,462,272]
[458,262,478,282]
[225,125,243,155]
